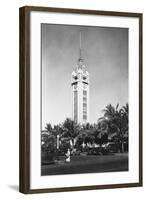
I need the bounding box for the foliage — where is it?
[59,138,71,153]
[41,133,56,153]
[41,103,128,154]
[102,103,129,152]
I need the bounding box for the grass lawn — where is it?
[41,153,128,176]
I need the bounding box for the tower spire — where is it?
[78,31,84,68]
[79,31,82,59]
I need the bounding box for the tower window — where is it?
[74,84,77,89]
[83,103,87,107]
[83,94,87,121]
[83,97,87,102]
[83,90,87,96]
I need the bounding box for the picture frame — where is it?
[19,6,143,194]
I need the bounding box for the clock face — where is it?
[74,76,78,80]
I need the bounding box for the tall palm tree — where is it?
[122,103,128,115]
[120,103,129,152]
[102,103,129,152]
[62,118,80,140]
[45,123,52,132]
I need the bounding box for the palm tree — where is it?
[102,103,129,152]
[95,117,109,146]
[103,104,118,120]
[120,103,129,152]
[45,123,52,133]
[62,118,80,142]
[53,124,63,136]
[122,103,128,115]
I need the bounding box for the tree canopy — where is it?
[41,103,128,153]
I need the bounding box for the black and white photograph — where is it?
[41,24,129,176]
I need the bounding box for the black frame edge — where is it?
[19,6,30,194]
[139,13,143,187]
[20,5,142,17]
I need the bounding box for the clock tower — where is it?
[71,32,89,124]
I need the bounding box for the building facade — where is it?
[71,34,89,124]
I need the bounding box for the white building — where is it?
[71,33,89,124]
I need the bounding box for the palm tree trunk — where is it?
[121,142,124,153]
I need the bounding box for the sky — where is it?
[41,24,128,129]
